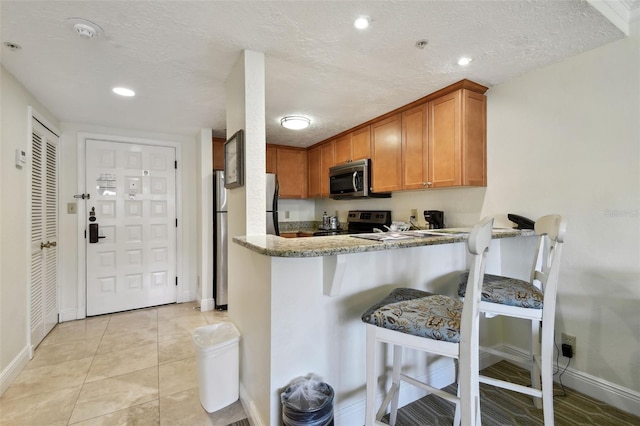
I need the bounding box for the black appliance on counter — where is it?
[313,210,392,236]
[424,210,445,229]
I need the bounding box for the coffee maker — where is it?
[423,210,445,229]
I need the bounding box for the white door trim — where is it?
[76,132,183,320]
[26,107,61,353]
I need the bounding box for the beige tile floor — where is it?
[0,302,247,425]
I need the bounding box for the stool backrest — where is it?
[459,217,494,360]
[531,214,567,328]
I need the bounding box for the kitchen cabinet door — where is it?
[212,137,225,171]
[334,134,351,165]
[462,90,487,186]
[320,141,335,197]
[428,89,486,188]
[307,145,321,198]
[429,91,461,187]
[351,126,371,161]
[371,114,402,192]
[402,104,429,189]
[334,126,371,165]
[277,147,308,198]
[266,144,278,174]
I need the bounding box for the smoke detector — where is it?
[66,18,104,40]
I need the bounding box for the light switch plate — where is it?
[67,203,78,214]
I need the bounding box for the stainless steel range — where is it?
[313,210,392,236]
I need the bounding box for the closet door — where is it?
[30,118,59,348]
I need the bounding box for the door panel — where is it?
[30,119,59,348]
[86,140,177,316]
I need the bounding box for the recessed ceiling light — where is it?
[280,116,311,130]
[3,42,22,51]
[112,87,136,97]
[458,57,472,66]
[415,40,428,49]
[354,16,371,30]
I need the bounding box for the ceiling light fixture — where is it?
[66,18,104,40]
[280,116,311,130]
[354,16,371,30]
[458,57,472,66]
[112,87,136,97]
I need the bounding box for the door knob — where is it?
[40,241,50,249]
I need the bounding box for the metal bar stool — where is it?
[361,217,494,426]
[458,214,567,425]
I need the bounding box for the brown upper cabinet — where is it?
[275,146,308,199]
[214,80,486,197]
[212,137,225,171]
[307,145,321,198]
[320,142,335,197]
[371,114,403,192]
[401,104,429,190]
[266,144,278,174]
[334,126,371,165]
[428,89,486,187]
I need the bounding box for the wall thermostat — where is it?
[15,148,27,167]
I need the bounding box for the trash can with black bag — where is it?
[281,374,334,426]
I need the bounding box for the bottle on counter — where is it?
[322,211,329,229]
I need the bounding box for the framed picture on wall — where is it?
[224,129,244,189]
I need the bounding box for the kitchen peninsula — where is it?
[230,229,534,425]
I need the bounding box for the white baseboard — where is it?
[488,344,640,417]
[199,298,215,312]
[239,384,264,426]
[59,308,81,322]
[0,345,31,397]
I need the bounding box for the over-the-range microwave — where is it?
[328,159,391,200]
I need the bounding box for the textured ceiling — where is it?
[0,1,630,147]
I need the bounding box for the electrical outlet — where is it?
[561,332,576,356]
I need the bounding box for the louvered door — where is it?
[30,119,59,348]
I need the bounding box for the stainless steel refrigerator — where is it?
[214,171,279,309]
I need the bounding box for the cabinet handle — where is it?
[427,182,432,187]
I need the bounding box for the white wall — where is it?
[57,123,199,320]
[0,66,60,389]
[486,22,640,394]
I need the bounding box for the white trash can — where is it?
[192,322,241,413]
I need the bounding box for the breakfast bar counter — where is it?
[229,227,535,425]
[233,228,532,258]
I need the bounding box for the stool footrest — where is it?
[479,375,543,398]
[400,373,460,405]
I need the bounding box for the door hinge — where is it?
[175,277,178,286]
[176,218,178,227]
[84,230,86,239]
[174,160,177,169]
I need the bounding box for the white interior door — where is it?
[85,139,177,316]
[30,118,59,348]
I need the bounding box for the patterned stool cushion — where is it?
[458,272,543,309]
[361,288,463,343]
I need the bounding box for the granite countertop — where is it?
[233,228,534,258]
